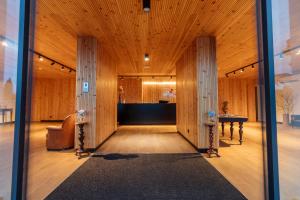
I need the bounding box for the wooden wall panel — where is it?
[76,37,97,148]
[142,79,176,103]
[176,41,198,147]
[176,37,218,150]
[96,46,117,145]
[117,78,176,103]
[76,37,117,149]
[31,78,76,121]
[218,77,258,122]
[196,37,218,149]
[118,79,142,103]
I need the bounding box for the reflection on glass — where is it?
[0,0,20,199]
[272,0,300,199]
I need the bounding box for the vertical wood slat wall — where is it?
[77,37,117,149]
[176,37,218,149]
[31,78,76,121]
[218,77,258,122]
[196,37,218,149]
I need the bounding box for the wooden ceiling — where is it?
[33,0,258,78]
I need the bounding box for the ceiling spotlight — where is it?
[170,76,173,79]
[1,40,8,47]
[144,53,150,61]
[69,69,72,73]
[143,0,150,12]
[252,64,255,69]
[240,68,244,72]
[39,55,44,61]
[296,50,300,55]
[61,66,65,71]
[226,74,229,78]
[51,62,55,66]
[233,71,236,74]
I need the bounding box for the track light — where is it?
[39,55,44,61]
[61,66,65,71]
[51,62,55,66]
[144,53,150,61]
[226,74,229,78]
[240,68,244,72]
[233,71,236,74]
[143,0,150,12]
[252,64,255,69]
[1,40,8,47]
[69,69,72,73]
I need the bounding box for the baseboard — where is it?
[0,121,14,125]
[41,120,64,122]
[177,131,203,153]
[86,130,118,152]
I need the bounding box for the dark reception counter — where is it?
[117,103,176,125]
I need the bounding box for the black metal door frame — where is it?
[10,0,280,199]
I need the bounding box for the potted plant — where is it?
[276,87,294,126]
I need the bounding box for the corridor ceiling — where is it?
[34,0,258,78]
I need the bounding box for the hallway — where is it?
[99,126,196,154]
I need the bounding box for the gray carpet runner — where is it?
[46,153,247,200]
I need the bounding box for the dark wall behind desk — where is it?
[118,103,176,125]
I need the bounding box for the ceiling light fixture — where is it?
[296,50,300,55]
[39,55,44,61]
[51,62,55,66]
[1,40,8,47]
[252,64,255,69]
[143,0,150,12]
[240,68,244,72]
[61,66,65,71]
[144,53,150,61]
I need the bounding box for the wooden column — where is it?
[76,37,97,148]
[196,37,218,149]
[76,37,117,149]
[176,36,218,150]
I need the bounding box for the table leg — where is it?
[230,122,234,140]
[221,122,225,136]
[239,122,244,145]
[208,125,213,158]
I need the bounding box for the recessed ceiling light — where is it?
[143,0,150,12]
[39,55,44,61]
[144,53,150,61]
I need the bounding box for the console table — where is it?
[0,108,13,124]
[219,115,248,145]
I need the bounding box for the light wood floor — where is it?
[99,125,196,154]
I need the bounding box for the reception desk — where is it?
[118,103,176,125]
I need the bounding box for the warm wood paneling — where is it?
[76,37,117,149]
[218,77,258,122]
[34,0,258,76]
[31,78,76,121]
[118,78,142,103]
[196,37,218,149]
[142,78,176,103]
[176,37,218,149]
[96,46,117,145]
[176,41,198,147]
[117,78,176,103]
